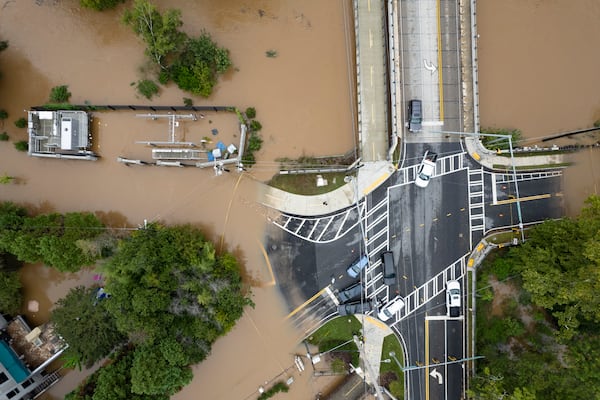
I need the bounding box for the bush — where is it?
[257,381,288,400]
[480,128,522,151]
[242,152,255,166]
[0,132,8,141]
[158,70,170,85]
[14,118,26,129]
[245,107,256,119]
[247,133,263,152]
[79,0,124,11]
[0,41,7,52]
[250,120,262,131]
[594,120,600,128]
[49,85,72,103]
[14,141,28,152]
[0,109,7,120]
[136,79,159,100]
[183,97,193,107]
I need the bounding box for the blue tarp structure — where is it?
[0,341,29,383]
[216,141,227,152]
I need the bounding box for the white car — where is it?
[446,280,461,317]
[377,296,405,322]
[415,150,437,188]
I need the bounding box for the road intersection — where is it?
[262,1,566,399]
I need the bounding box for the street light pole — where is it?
[507,136,526,242]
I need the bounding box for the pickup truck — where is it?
[414,150,437,188]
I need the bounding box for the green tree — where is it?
[0,202,27,252]
[130,344,193,396]
[245,107,256,119]
[123,0,185,69]
[503,197,600,339]
[80,0,124,11]
[136,79,159,100]
[14,140,28,152]
[0,271,22,315]
[52,286,125,368]
[14,117,26,128]
[469,368,536,400]
[170,33,232,97]
[7,211,104,272]
[49,85,72,103]
[0,109,7,120]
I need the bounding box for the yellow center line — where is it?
[257,238,276,287]
[436,0,444,121]
[285,286,328,320]
[492,193,552,206]
[219,173,244,252]
[425,317,430,400]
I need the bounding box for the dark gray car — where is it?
[338,282,363,303]
[338,300,374,316]
[381,251,396,286]
[408,99,422,132]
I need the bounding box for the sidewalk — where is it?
[360,316,392,387]
[259,161,395,216]
[463,136,567,169]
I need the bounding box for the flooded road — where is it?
[478,0,600,215]
[0,0,355,399]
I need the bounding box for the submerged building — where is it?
[27,110,97,160]
[0,315,67,400]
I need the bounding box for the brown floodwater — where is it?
[0,0,355,399]
[478,0,600,216]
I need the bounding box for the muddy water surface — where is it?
[0,0,355,399]
[478,0,600,215]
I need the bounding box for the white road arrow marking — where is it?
[423,59,437,73]
[430,368,443,385]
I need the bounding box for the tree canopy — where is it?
[51,286,125,368]
[503,195,600,339]
[80,0,124,11]
[123,0,185,69]
[473,195,600,399]
[0,202,105,272]
[122,0,232,97]
[66,223,251,398]
[0,271,22,315]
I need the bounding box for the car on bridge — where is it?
[415,150,437,188]
[407,99,422,133]
[446,280,461,317]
